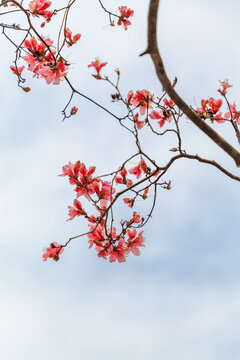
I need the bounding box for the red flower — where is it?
[88,59,107,76]
[42,242,64,261]
[163,97,174,108]
[118,6,134,30]
[131,212,143,224]
[225,102,240,124]
[65,28,81,47]
[29,0,53,19]
[131,90,153,115]
[67,199,85,221]
[70,106,78,115]
[208,97,222,112]
[109,238,126,263]
[149,110,166,127]
[218,79,232,96]
[10,65,25,75]
[125,230,145,256]
[129,159,148,179]
[115,167,132,186]
[134,113,145,129]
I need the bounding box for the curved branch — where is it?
[141,0,240,167]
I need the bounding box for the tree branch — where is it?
[141,0,240,167]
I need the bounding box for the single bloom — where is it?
[88,59,107,76]
[108,238,127,263]
[67,199,85,221]
[70,106,78,115]
[65,28,81,47]
[130,90,153,115]
[42,242,64,261]
[218,79,232,96]
[29,0,53,19]
[10,65,25,75]
[118,6,134,30]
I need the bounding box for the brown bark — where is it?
[141,0,240,167]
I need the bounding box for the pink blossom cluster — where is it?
[195,97,224,123]
[21,36,68,85]
[127,89,175,129]
[194,81,240,124]
[88,225,144,263]
[43,159,148,263]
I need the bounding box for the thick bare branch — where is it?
[141,0,240,167]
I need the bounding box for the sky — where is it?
[1,0,240,359]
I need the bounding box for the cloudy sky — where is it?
[1,0,240,359]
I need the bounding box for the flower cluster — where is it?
[88,226,144,263]
[195,97,224,122]
[127,89,176,129]
[22,36,68,85]
[43,158,150,263]
[192,80,240,125]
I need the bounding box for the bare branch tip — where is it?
[139,48,150,57]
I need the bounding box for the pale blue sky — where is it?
[1,1,240,359]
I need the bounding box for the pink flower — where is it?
[99,181,115,209]
[22,54,38,72]
[149,110,166,127]
[149,110,162,120]
[22,36,67,85]
[125,230,144,256]
[38,60,68,85]
[131,212,142,224]
[96,244,109,260]
[59,161,81,179]
[42,242,64,261]
[218,79,232,96]
[70,106,78,115]
[128,164,142,179]
[118,6,134,30]
[24,36,47,54]
[65,28,81,47]
[115,167,132,186]
[127,90,134,104]
[10,65,25,75]
[208,97,222,113]
[163,97,174,108]
[129,159,148,179]
[29,0,53,19]
[75,165,99,199]
[67,199,85,221]
[88,59,107,76]
[108,238,126,263]
[134,113,145,129]
[225,102,240,124]
[88,222,105,248]
[131,90,153,115]
[214,112,225,124]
